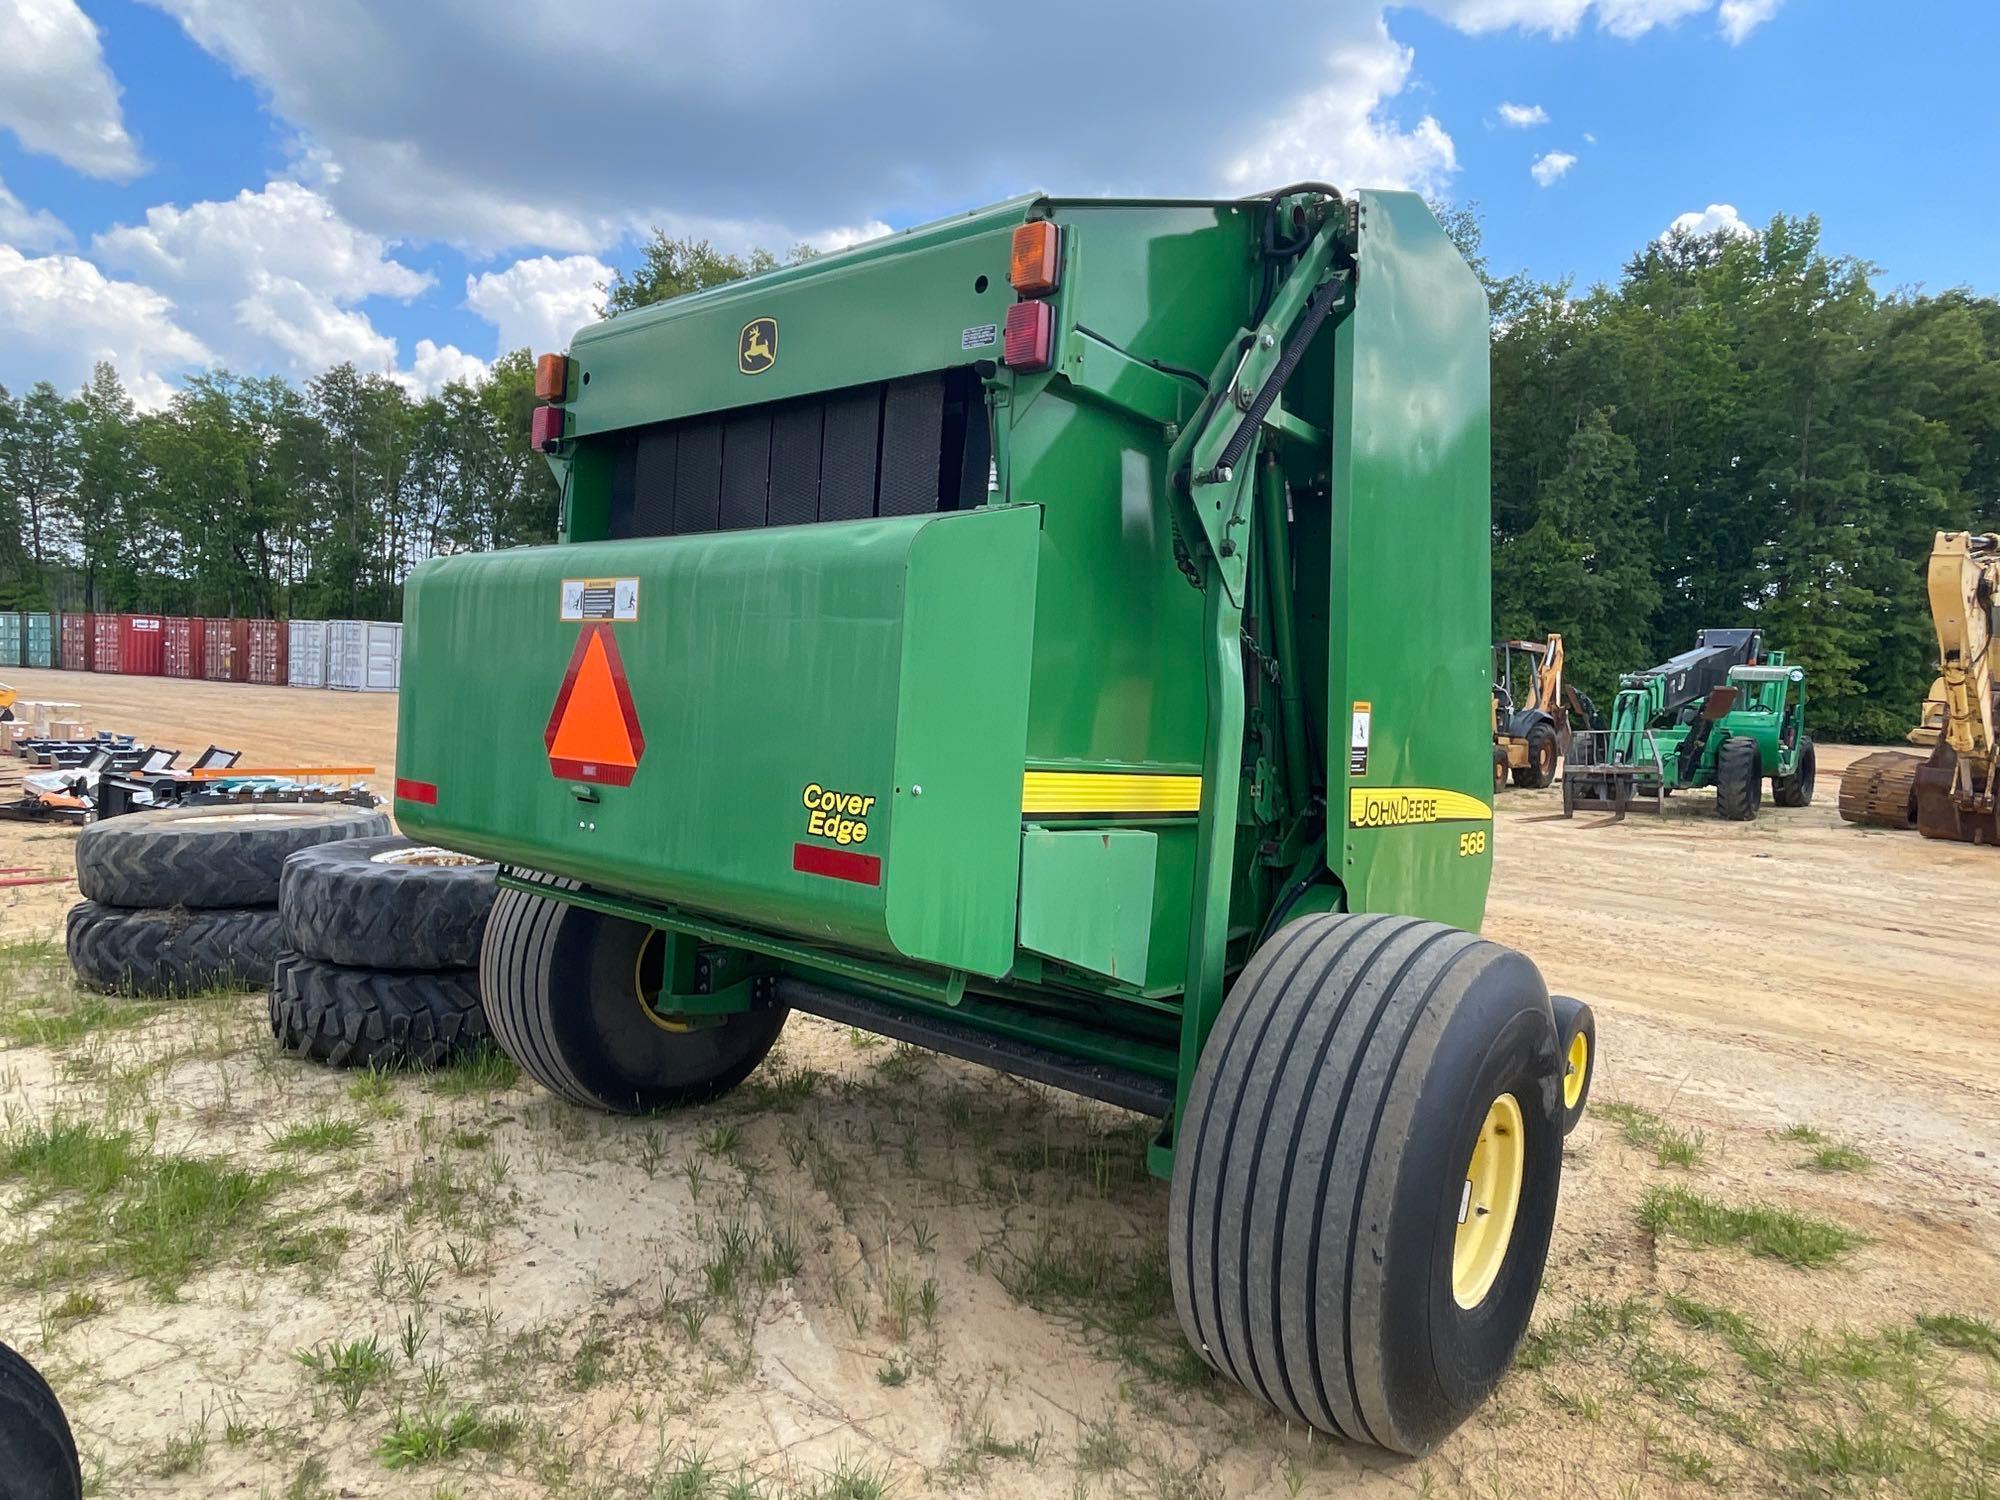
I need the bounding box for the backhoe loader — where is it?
[1840,531,1999,844]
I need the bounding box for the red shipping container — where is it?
[162,617,205,679]
[202,618,249,682]
[120,614,166,675]
[244,619,288,685]
[59,612,91,671]
[92,614,123,673]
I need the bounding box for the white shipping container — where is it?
[288,619,329,687]
[327,619,401,692]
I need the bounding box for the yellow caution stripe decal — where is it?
[1023,770,1202,816]
[1348,786,1492,829]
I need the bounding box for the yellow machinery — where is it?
[1840,531,1999,844]
[1492,634,1582,789]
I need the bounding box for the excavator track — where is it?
[1838,751,1923,829]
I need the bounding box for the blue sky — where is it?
[0,0,1993,407]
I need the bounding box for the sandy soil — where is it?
[0,673,1995,1499]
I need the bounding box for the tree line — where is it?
[1,222,1993,740]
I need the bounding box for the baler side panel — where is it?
[1327,191,1494,932]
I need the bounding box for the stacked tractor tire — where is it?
[66,804,389,995]
[269,837,497,1068]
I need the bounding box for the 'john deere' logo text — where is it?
[739,317,778,375]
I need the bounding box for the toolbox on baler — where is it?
[397,187,1590,1454]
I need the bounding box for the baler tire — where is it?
[65,899,284,996]
[1513,724,1559,789]
[1168,912,1563,1456]
[0,1341,82,1500]
[76,803,390,909]
[1772,737,1817,808]
[267,952,487,1070]
[280,836,497,970]
[1552,995,1595,1135]
[480,875,788,1114]
[1714,737,1762,822]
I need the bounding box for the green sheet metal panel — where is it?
[1326,191,1494,933]
[1017,826,1159,984]
[396,505,1038,978]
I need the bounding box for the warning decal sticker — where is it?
[544,623,646,786]
[560,577,639,622]
[1348,700,1372,777]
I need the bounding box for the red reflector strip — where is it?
[394,777,438,805]
[792,842,881,887]
[548,757,638,787]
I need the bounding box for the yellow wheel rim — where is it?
[1563,1031,1589,1111]
[1452,1093,1525,1310]
[632,929,692,1034]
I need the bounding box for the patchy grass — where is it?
[296,1335,394,1413]
[1597,1101,1707,1169]
[1916,1312,2000,1362]
[424,1043,518,1098]
[267,1110,366,1156]
[1800,1143,1873,1174]
[997,1221,1210,1390]
[1777,1122,1826,1144]
[376,1405,519,1469]
[1638,1186,1863,1269]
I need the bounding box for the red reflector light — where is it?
[1009,221,1061,296]
[394,777,438,806]
[534,352,569,402]
[531,405,565,452]
[792,842,882,887]
[1003,300,1054,372]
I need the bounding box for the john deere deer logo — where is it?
[739,318,778,375]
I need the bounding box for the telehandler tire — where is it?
[1714,737,1762,822]
[76,803,389,909]
[1772,737,1816,808]
[267,952,487,1070]
[66,899,284,996]
[1169,912,1564,1456]
[1552,995,1595,1135]
[281,836,497,970]
[480,874,788,1114]
[0,1340,83,1500]
[1512,723,1559,789]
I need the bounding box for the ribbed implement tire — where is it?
[1772,737,1816,808]
[76,803,390,909]
[1552,994,1596,1136]
[267,951,487,1069]
[66,899,284,996]
[481,873,788,1113]
[1714,736,1762,822]
[281,836,497,970]
[1168,912,1564,1456]
[0,1341,83,1500]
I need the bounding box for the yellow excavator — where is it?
[1840,531,1999,845]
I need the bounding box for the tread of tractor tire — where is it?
[1838,749,1922,828]
[1512,723,1558,788]
[0,1341,84,1500]
[1169,912,1561,1456]
[1772,736,1816,808]
[1714,736,1762,821]
[280,835,497,970]
[76,803,390,909]
[267,951,488,1070]
[65,899,284,996]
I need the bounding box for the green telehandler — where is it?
[1562,629,1815,818]
[394,186,1595,1454]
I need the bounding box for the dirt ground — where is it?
[0,670,1995,1499]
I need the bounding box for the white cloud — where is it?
[92,180,431,379]
[1422,0,1728,39]
[1717,0,1780,42]
[0,174,69,250]
[1662,202,1755,240]
[396,339,488,397]
[1530,150,1578,186]
[0,246,209,406]
[809,221,894,254]
[1225,26,1458,197]
[465,254,613,357]
[0,0,142,178]
[1498,101,1549,127]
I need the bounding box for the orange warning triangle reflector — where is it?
[545,624,646,786]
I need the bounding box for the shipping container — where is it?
[25,613,53,668]
[326,620,402,692]
[119,614,166,675]
[202,617,248,682]
[0,613,21,668]
[60,613,91,671]
[245,619,288,685]
[162,616,206,679]
[92,614,122,673]
[287,619,329,687]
